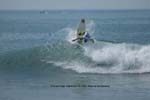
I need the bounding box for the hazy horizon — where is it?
[0,0,150,10]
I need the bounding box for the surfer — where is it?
[72,19,94,43]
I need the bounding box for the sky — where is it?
[0,0,150,10]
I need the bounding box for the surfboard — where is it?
[76,19,86,43]
[77,19,86,37]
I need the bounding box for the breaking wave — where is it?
[43,21,150,74]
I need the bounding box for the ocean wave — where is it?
[44,20,150,74]
[44,42,150,74]
[1,20,150,74]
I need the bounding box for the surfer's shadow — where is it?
[96,63,115,67]
[93,61,116,68]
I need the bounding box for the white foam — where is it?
[65,28,76,44]
[82,43,150,73]
[86,20,95,34]
[49,44,150,74]
[45,43,150,74]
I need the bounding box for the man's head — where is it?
[81,19,85,23]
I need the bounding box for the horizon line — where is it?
[0,8,150,11]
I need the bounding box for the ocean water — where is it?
[0,10,150,100]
